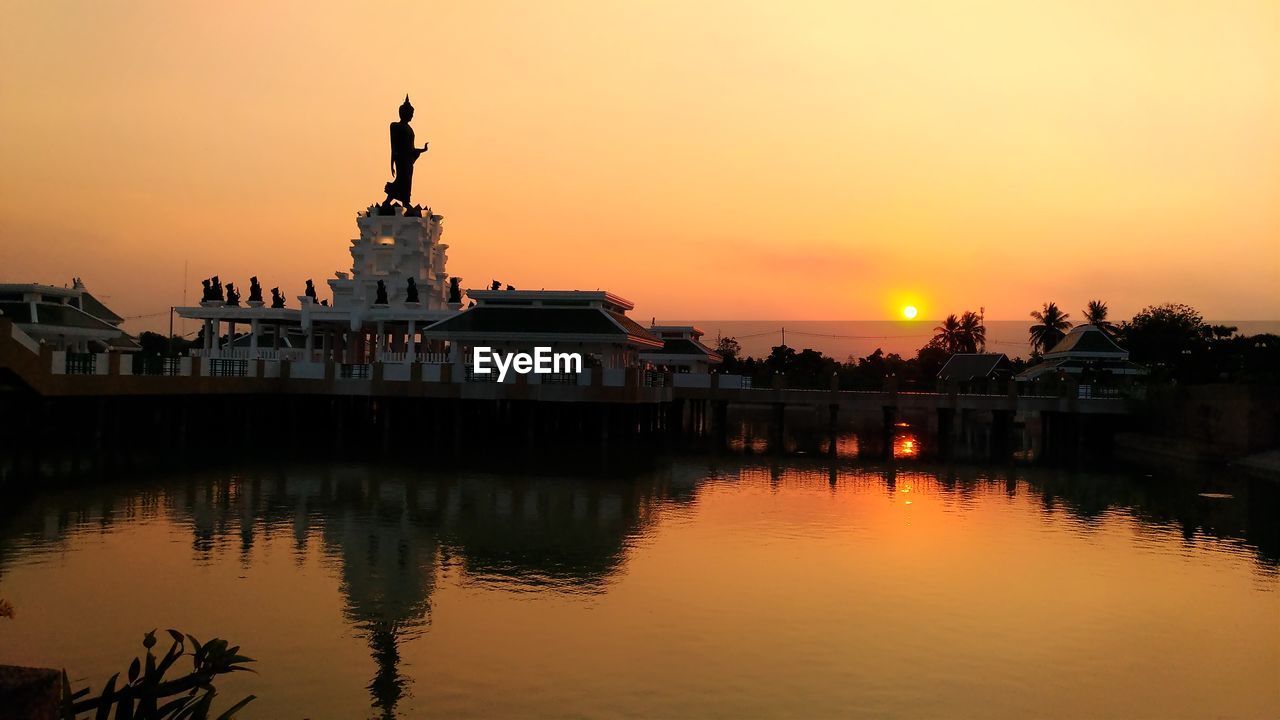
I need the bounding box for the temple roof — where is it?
[1016,357,1147,381]
[1044,325,1129,359]
[420,306,661,347]
[79,291,124,324]
[0,300,122,333]
[937,353,1011,381]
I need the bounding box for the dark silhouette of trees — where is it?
[1112,303,1277,383]
[960,310,986,352]
[932,315,963,354]
[1118,303,1208,378]
[707,302,1276,390]
[764,344,798,375]
[1029,302,1072,354]
[1083,300,1116,334]
[715,336,741,362]
[932,311,986,354]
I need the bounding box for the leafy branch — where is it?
[61,629,255,720]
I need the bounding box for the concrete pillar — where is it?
[937,408,955,459]
[882,406,897,460]
[375,320,385,361]
[827,403,839,456]
[406,320,416,362]
[250,319,260,356]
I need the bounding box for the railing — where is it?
[253,348,306,361]
[65,352,97,375]
[209,359,248,377]
[541,372,578,385]
[465,367,497,383]
[133,356,181,376]
[191,348,251,360]
[642,370,666,388]
[339,363,371,380]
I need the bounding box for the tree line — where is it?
[714,300,1278,389]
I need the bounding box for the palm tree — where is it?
[959,310,986,352]
[1029,302,1072,353]
[933,314,963,355]
[933,311,986,354]
[1082,300,1116,334]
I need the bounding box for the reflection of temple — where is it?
[1,459,1276,717]
[0,464,679,717]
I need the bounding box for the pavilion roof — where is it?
[420,306,661,347]
[1044,325,1129,359]
[937,353,1011,381]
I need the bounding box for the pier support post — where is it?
[937,408,955,459]
[827,403,838,456]
[881,406,897,460]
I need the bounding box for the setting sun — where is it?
[902,305,918,320]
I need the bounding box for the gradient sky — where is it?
[2,0,1277,332]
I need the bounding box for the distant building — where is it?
[640,326,722,373]
[1016,325,1146,382]
[419,290,662,370]
[0,279,138,353]
[937,352,1011,389]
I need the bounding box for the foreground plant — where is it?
[61,630,255,720]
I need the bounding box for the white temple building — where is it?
[0,279,138,353]
[176,202,669,372]
[639,326,723,373]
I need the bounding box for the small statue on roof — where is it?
[225,283,240,306]
[305,279,317,304]
[490,280,501,291]
[201,278,213,302]
[405,277,419,303]
[248,277,263,303]
[212,276,225,302]
[448,277,462,304]
[374,279,389,305]
[271,287,285,309]
[506,284,515,291]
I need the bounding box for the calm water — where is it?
[1,453,1277,719]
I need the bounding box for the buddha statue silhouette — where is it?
[383,95,429,207]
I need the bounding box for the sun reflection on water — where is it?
[892,428,921,459]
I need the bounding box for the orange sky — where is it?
[2,1,1277,332]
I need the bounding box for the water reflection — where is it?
[0,456,1276,717]
[892,427,921,459]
